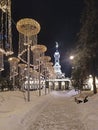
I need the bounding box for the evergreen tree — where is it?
[72,0,98,93]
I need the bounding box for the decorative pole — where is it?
[27,43,30,101]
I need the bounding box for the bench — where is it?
[75,95,88,104]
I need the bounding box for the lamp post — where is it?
[69,55,75,72]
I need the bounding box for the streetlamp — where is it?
[69,55,75,69]
[69,55,74,60]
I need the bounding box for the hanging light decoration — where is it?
[0,0,13,55]
[31,44,47,96]
[0,0,13,71]
[18,63,27,80]
[31,44,47,67]
[16,18,40,65]
[39,55,51,94]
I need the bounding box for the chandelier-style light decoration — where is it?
[31,44,47,96]
[16,18,40,65]
[31,44,47,68]
[39,55,51,94]
[16,18,40,101]
[18,63,27,80]
[39,55,51,76]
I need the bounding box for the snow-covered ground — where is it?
[0,89,98,130]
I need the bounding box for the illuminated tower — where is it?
[53,42,62,78]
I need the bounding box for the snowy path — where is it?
[27,91,85,130]
[1,90,96,130]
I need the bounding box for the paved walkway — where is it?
[27,91,86,130]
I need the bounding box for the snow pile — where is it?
[51,89,79,97]
[64,89,79,97]
[78,93,98,130]
[0,90,48,130]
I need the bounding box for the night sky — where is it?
[11,0,84,77]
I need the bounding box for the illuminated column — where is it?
[31,44,47,96]
[16,18,40,101]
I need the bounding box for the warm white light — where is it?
[61,82,65,86]
[69,55,74,60]
[89,75,92,78]
[55,82,58,86]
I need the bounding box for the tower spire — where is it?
[54,42,62,78]
[55,41,58,50]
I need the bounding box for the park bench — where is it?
[75,95,88,104]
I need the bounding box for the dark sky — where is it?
[11,0,84,77]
